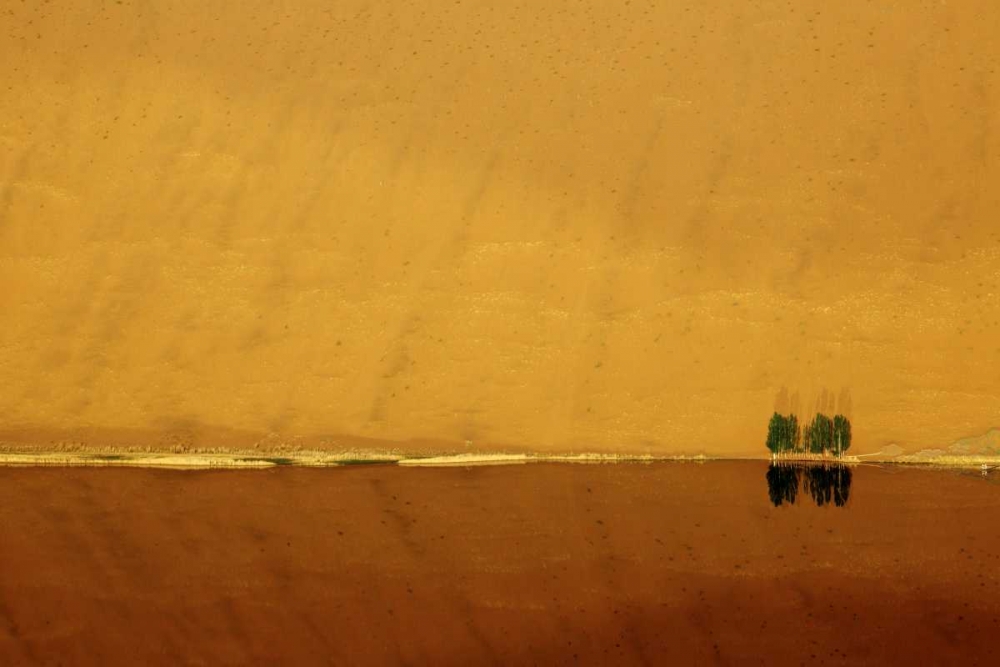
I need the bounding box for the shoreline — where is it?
[0,449,996,469]
[0,450,713,469]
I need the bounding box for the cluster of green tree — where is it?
[765,412,852,457]
[766,463,852,507]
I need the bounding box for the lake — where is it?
[0,462,997,665]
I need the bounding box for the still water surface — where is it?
[0,462,997,665]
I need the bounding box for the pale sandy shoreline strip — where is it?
[0,451,704,469]
[0,451,398,469]
[0,451,997,469]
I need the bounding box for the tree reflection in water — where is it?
[766,464,800,506]
[766,463,852,507]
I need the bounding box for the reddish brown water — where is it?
[1,462,998,665]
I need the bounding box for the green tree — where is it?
[777,415,787,453]
[764,412,842,457]
[772,413,800,454]
[807,413,834,454]
[821,414,835,453]
[833,415,852,456]
[788,414,801,452]
[766,412,782,455]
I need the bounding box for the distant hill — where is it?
[948,429,1000,456]
[891,428,1000,462]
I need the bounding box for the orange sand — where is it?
[2,1,999,456]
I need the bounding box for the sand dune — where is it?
[2,1,999,455]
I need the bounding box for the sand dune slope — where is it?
[2,1,999,455]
